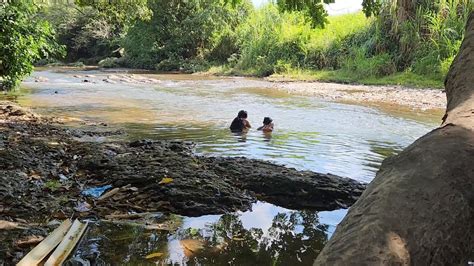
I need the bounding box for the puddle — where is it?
[67,202,346,265]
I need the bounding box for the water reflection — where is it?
[363,140,403,171]
[69,202,340,265]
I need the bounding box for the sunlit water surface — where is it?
[9,69,439,265]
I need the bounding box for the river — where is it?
[9,68,440,265]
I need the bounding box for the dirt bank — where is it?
[0,102,365,223]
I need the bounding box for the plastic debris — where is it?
[74,201,91,212]
[81,185,112,198]
[59,174,68,181]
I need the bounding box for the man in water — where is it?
[230,110,251,132]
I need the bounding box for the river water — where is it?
[11,68,440,265]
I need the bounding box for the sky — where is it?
[251,0,363,15]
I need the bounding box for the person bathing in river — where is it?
[257,117,274,132]
[230,110,251,132]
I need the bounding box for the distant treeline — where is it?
[2,1,473,89]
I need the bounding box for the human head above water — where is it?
[263,117,273,125]
[238,110,248,119]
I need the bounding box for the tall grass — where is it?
[305,12,370,70]
[412,0,473,77]
[231,1,472,87]
[233,7,370,76]
[235,5,312,76]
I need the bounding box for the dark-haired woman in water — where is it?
[230,110,251,132]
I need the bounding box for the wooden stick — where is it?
[17,219,72,266]
[98,187,120,201]
[104,212,160,220]
[44,219,88,266]
[101,219,172,231]
[0,220,24,230]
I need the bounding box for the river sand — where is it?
[267,81,446,111]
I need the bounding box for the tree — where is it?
[275,0,335,28]
[39,1,151,63]
[122,0,251,70]
[227,0,382,28]
[0,2,63,90]
[315,11,474,265]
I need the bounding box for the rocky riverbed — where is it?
[0,101,364,220]
[269,80,446,111]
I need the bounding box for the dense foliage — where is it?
[227,0,473,86]
[369,0,473,77]
[0,2,62,90]
[232,7,369,76]
[122,0,251,71]
[39,2,150,63]
[2,0,473,89]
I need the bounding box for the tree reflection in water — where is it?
[183,211,329,265]
[69,209,329,265]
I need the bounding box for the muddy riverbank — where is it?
[0,101,364,221]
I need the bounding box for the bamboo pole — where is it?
[44,219,88,266]
[17,219,72,266]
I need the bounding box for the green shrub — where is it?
[235,5,312,75]
[207,31,240,63]
[122,0,251,70]
[0,2,63,90]
[342,48,396,79]
[274,60,293,74]
[180,59,211,73]
[155,58,182,72]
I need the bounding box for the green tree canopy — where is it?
[226,0,382,28]
[0,2,63,90]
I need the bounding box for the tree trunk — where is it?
[396,0,415,22]
[315,11,474,265]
